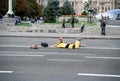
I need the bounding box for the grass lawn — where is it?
[15,21,97,28]
[83,22,97,26]
[43,21,97,27]
[16,23,31,27]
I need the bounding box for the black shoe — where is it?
[102,34,106,36]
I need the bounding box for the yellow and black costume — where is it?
[56,37,81,49]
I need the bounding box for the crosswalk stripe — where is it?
[0,54,44,57]
[0,71,13,73]
[78,73,120,78]
[0,45,32,48]
[81,47,120,50]
[85,56,120,60]
[48,59,88,62]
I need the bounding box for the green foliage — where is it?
[13,0,17,10]
[66,18,79,23]
[27,1,36,16]
[84,2,89,10]
[16,23,31,27]
[14,0,29,17]
[61,0,75,15]
[27,0,43,17]
[0,0,43,17]
[0,0,8,15]
[42,0,61,23]
[81,11,88,15]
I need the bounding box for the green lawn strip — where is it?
[15,21,97,28]
[16,23,31,27]
[42,21,97,28]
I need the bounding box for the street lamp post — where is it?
[88,0,93,24]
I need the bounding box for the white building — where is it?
[36,0,116,15]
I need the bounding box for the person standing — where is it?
[100,18,106,35]
[62,18,66,28]
[80,21,85,33]
[71,15,75,28]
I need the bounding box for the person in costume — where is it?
[56,37,84,49]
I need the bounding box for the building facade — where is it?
[115,0,120,9]
[36,0,118,15]
[93,0,115,13]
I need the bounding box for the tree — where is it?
[14,0,29,17]
[27,0,37,17]
[0,0,8,16]
[84,2,89,11]
[0,0,43,17]
[81,11,88,15]
[13,0,43,18]
[42,0,61,23]
[61,0,75,15]
[38,5,44,17]
[25,0,44,17]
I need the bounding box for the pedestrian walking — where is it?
[62,18,66,28]
[71,15,75,28]
[100,18,106,35]
[80,21,85,33]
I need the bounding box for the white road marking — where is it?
[0,51,95,56]
[0,45,30,48]
[0,71,13,74]
[82,47,120,50]
[77,73,120,78]
[0,54,44,57]
[85,56,120,60]
[48,59,88,62]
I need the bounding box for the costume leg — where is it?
[75,40,81,48]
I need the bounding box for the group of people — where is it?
[31,37,85,49]
[62,15,85,33]
[31,16,107,49]
[62,15,75,28]
[62,15,107,35]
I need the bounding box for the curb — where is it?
[0,34,120,40]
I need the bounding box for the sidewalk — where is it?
[0,22,120,40]
[0,30,120,40]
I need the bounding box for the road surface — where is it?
[0,37,120,81]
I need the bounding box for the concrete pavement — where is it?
[0,30,120,40]
[0,23,120,39]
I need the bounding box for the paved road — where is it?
[0,37,120,48]
[0,37,120,81]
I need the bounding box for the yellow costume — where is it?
[56,37,81,49]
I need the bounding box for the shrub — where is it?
[66,18,79,23]
[81,11,88,15]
